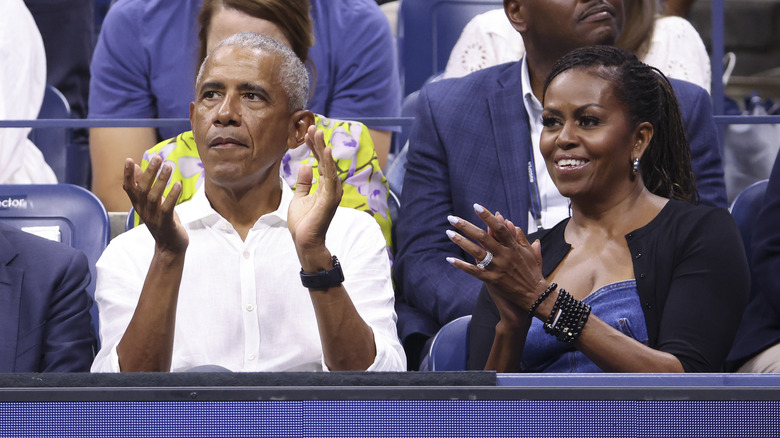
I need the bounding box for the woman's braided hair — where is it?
[542,45,699,204]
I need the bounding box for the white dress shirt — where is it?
[0,0,57,184]
[444,9,711,93]
[91,183,405,372]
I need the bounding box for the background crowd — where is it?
[1,0,780,374]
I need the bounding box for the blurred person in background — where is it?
[89,0,400,212]
[444,0,710,93]
[0,0,56,184]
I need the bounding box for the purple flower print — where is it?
[280,146,312,187]
[179,156,205,190]
[142,141,176,164]
[141,142,178,186]
[330,125,362,178]
[345,166,388,219]
[317,117,334,130]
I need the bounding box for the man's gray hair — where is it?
[196,32,310,112]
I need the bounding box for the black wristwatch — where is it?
[300,255,344,290]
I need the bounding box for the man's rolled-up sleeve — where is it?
[90,233,153,372]
[332,209,406,371]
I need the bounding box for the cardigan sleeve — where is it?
[652,208,750,372]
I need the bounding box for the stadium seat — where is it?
[422,315,472,371]
[393,89,419,155]
[28,84,71,183]
[386,90,419,196]
[730,179,769,264]
[0,184,110,339]
[398,0,503,95]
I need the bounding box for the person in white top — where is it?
[0,0,57,184]
[443,0,711,94]
[91,32,405,373]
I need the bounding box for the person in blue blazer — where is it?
[0,222,96,372]
[394,0,727,367]
[728,150,780,372]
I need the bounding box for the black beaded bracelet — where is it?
[528,283,557,317]
[544,288,567,332]
[543,288,591,344]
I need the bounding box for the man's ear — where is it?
[504,0,527,34]
[189,101,196,132]
[633,121,654,161]
[287,110,315,150]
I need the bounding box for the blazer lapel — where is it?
[487,62,532,229]
[0,231,23,372]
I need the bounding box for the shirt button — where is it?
[635,253,642,259]
[243,251,250,259]
[246,304,254,312]
[248,354,256,361]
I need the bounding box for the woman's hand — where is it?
[446,204,549,313]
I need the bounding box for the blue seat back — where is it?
[392,90,420,156]
[0,184,110,340]
[398,0,503,95]
[730,179,769,264]
[386,91,419,196]
[426,315,472,371]
[28,85,71,183]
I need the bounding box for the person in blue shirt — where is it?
[88,0,400,212]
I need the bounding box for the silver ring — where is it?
[477,251,493,270]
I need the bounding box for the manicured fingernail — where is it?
[446,257,456,265]
[125,160,131,169]
[447,215,458,225]
[473,203,484,213]
[446,230,456,239]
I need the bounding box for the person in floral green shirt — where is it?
[140,116,391,248]
[136,0,392,249]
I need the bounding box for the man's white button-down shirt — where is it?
[91,183,405,372]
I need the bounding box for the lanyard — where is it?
[527,149,543,231]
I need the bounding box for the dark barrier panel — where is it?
[2,373,780,437]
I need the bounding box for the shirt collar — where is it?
[521,55,544,131]
[521,56,543,111]
[176,179,293,228]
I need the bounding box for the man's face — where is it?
[190,45,298,190]
[518,0,624,52]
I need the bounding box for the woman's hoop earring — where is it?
[632,158,640,174]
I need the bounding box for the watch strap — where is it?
[300,255,344,290]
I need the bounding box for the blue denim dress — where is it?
[522,280,648,372]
